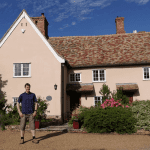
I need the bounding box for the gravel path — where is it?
[1,128,150,150]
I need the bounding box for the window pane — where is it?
[95,97,97,100]
[100,70,104,74]
[23,63,29,68]
[23,72,29,75]
[15,71,21,76]
[93,70,98,81]
[100,70,105,81]
[15,64,21,76]
[70,74,75,81]
[76,73,80,81]
[144,68,149,79]
[23,64,29,76]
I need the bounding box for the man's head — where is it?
[25,83,30,93]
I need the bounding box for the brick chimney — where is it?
[115,16,126,34]
[30,13,49,39]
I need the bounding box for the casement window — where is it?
[94,96,110,107]
[69,73,81,82]
[143,67,150,80]
[94,96,103,107]
[13,63,31,77]
[13,97,21,107]
[92,69,106,82]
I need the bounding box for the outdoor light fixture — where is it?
[21,29,25,33]
[54,84,57,90]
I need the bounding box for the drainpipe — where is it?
[61,63,64,124]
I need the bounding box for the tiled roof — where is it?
[1,9,150,69]
[66,83,94,92]
[116,83,139,91]
[48,32,150,68]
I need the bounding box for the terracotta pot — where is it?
[73,119,82,129]
[35,120,41,129]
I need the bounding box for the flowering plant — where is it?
[100,98,130,109]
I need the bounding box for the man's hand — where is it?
[33,112,37,117]
[19,112,23,118]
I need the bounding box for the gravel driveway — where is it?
[1,129,150,150]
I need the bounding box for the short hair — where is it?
[25,83,31,88]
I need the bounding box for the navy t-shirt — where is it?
[18,91,38,114]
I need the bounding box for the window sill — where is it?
[13,76,31,78]
[92,81,106,83]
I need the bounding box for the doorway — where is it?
[69,91,81,113]
[122,91,134,103]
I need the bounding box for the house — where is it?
[0,9,150,123]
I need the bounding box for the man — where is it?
[17,83,39,144]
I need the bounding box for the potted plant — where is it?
[72,114,82,129]
[34,96,49,129]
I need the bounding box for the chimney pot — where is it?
[41,13,44,17]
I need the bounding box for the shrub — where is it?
[0,93,21,130]
[99,83,112,104]
[34,96,49,121]
[112,87,130,106]
[81,105,138,134]
[129,99,150,131]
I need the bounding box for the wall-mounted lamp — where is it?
[21,29,25,33]
[54,84,57,90]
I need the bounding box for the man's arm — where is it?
[17,102,21,114]
[34,102,38,112]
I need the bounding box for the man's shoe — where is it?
[32,138,39,144]
[20,138,24,144]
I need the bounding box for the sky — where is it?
[0,0,150,39]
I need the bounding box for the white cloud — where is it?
[69,0,85,3]
[72,22,76,25]
[15,0,149,31]
[125,0,149,4]
[16,0,115,24]
[0,2,8,9]
[59,24,70,30]
[53,0,114,22]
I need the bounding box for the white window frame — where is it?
[92,69,106,82]
[69,73,82,82]
[13,97,21,107]
[13,63,31,78]
[93,96,110,107]
[143,67,150,80]
[93,96,103,107]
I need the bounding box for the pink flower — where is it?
[100,98,130,109]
